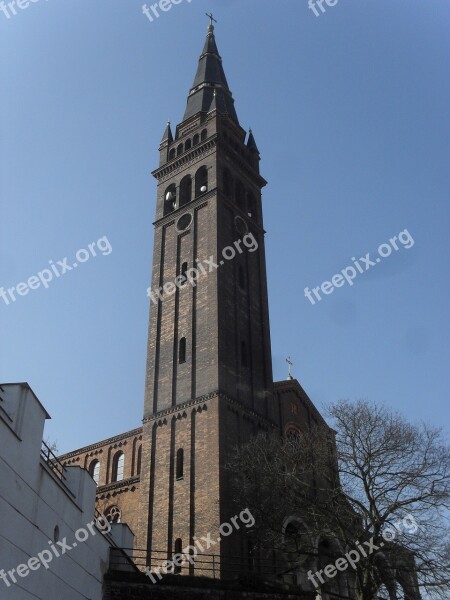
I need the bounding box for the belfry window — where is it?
[112,452,124,482]
[179,176,192,207]
[177,143,184,156]
[185,139,192,151]
[193,134,200,146]
[179,337,186,364]
[201,128,207,141]
[169,148,176,160]
[176,449,184,480]
[164,184,176,215]
[195,166,208,197]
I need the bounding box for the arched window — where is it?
[235,180,245,206]
[223,169,233,199]
[238,266,245,290]
[174,538,183,573]
[176,448,184,480]
[179,175,192,207]
[179,337,186,364]
[184,139,192,151]
[247,192,257,219]
[164,184,176,215]
[201,129,207,141]
[193,134,200,146]
[195,166,208,197]
[89,460,100,485]
[285,426,302,439]
[241,340,248,368]
[136,446,142,475]
[112,452,124,482]
[105,505,121,524]
[177,144,183,156]
[169,148,176,161]
[181,262,188,285]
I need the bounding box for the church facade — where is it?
[59,22,336,584]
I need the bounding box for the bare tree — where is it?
[227,400,450,600]
[43,436,59,455]
[329,400,450,600]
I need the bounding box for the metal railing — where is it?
[40,440,67,482]
[109,548,286,580]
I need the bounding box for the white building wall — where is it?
[0,383,133,600]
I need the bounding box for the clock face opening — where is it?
[177,213,193,232]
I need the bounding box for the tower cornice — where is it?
[152,137,217,181]
[152,133,267,189]
[143,390,278,430]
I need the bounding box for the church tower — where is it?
[138,21,277,574]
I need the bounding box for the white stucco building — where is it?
[0,382,134,600]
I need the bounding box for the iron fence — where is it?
[109,547,284,580]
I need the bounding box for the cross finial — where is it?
[286,356,294,380]
[206,12,217,30]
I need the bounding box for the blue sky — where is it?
[1,0,449,453]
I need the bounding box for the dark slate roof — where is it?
[183,25,239,125]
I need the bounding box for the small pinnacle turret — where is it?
[160,121,173,145]
[247,129,260,155]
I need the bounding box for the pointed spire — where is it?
[183,22,239,124]
[160,121,173,144]
[247,129,260,154]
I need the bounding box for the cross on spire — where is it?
[206,12,217,29]
[286,356,294,380]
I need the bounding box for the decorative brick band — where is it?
[58,427,143,461]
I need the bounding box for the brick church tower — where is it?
[137,20,277,573]
[59,21,335,582]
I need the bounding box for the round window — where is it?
[234,216,248,236]
[176,213,193,232]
